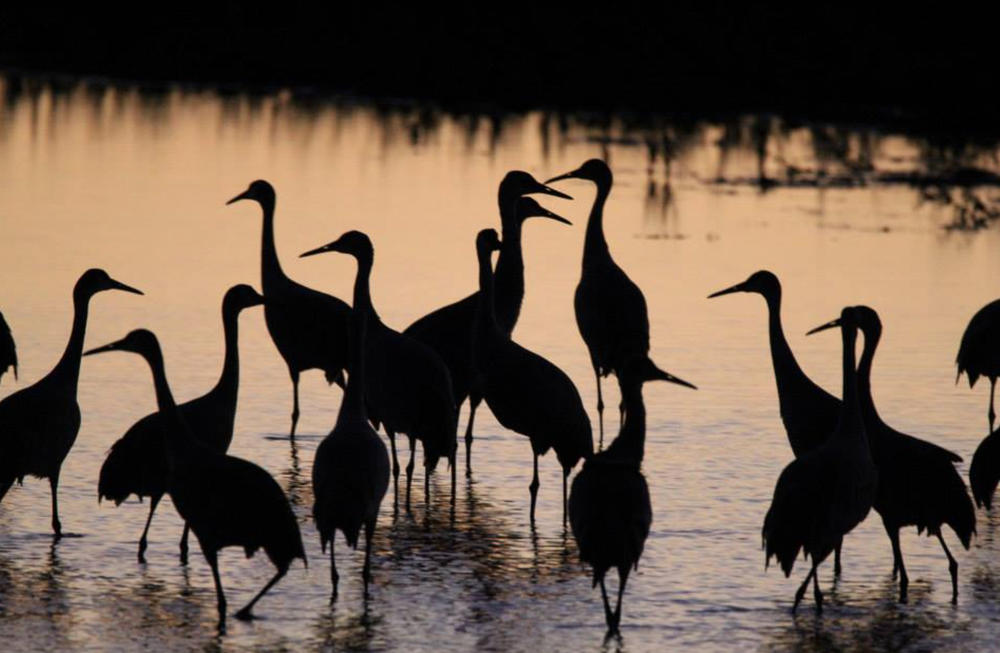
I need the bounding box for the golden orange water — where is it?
[2,77,1000,650]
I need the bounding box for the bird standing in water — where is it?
[546,159,677,448]
[85,329,305,624]
[569,356,695,634]
[472,228,592,525]
[227,180,351,439]
[708,270,845,574]
[405,173,571,476]
[957,297,1000,435]
[816,305,973,603]
[762,307,877,613]
[0,269,142,538]
[303,231,454,508]
[305,230,390,601]
[97,284,265,563]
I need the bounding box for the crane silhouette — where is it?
[762,307,877,613]
[84,329,306,624]
[305,231,390,602]
[302,231,455,508]
[472,228,593,525]
[708,270,845,574]
[546,158,674,447]
[970,427,1000,510]
[97,284,265,563]
[0,309,16,383]
[0,269,142,538]
[227,180,351,439]
[956,298,1000,435]
[814,305,974,603]
[405,173,571,476]
[569,356,695,634]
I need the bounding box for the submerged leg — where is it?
[363,519,376,597]
[887,525,908,602]
[937,532,960,603]
[137,494,162,563]
[594,366,604,450]
[329,541,339,604]
[599,577,614,631]
[290,369,301,439]
[793,564,817,613]
[179,524,190,566]
[465,395,481,477]
[388,430,400,499]
[406,437,416,510]
[235,566,288,620]
[49,473,62,539]
[205,548,227,623]
[529,453,540,525]
[812,561,823,613]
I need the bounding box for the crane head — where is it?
[84,328,160,360]
[223,284,265,313]
[806,306,860,336]
[500,171,572,202]
[516,197,572,225]
[226,179,275,207]
[76,269,144,299]
[544,158,612,187]
[707,270,780,300]
[300,230,374,263]
[621,355,697,390]
[476,228,501,256]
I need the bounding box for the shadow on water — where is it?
[0,544,74,649]
[765,578,974,652]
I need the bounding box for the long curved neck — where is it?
[53,290,91,388]
[604,380,646,465]
[763,289,809,399]
[582,178,611,267]
[341,254,372,420]
[494,202,524,335]
[259,196,286,290]
[835,325,864,440]
[856,326,883,427]
[210,306,241,403]
[475,247,501,344]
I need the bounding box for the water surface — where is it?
[2,78,1000,651]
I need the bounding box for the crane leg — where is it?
[465,395,481,477]
[137,494,162,563]
[450,450,457,507]
[887,525,907,602]
[49,473,62,539]
[611,566,630,634]
[388,430,400,498]
[329,541,339,604]
[834,539,842,576]
[599,577,614,631]
[235,565,288,621]
[562,467,569,529]
[289,370,301,440]
[363,519,375,597]
[406,437,416,510]
[937,532,959,603]
[990,378,997,435]
[529,453,540,525]
[594,367,605,450]
[618,400,625,432]
[792,564,817,613]
[812,561,823,613]
[179,524,190,566]
[205,548,227,623]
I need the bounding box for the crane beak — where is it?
[226,189,252,205]
[707,281,747,299]
[652,367,697,390]
[806,318,841,336]
[526,178,572,200]
[544,169,580,186]
[108,278,144,295]
[533,206,573,225]
[83,338,125,357]
[300,242,338,258]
